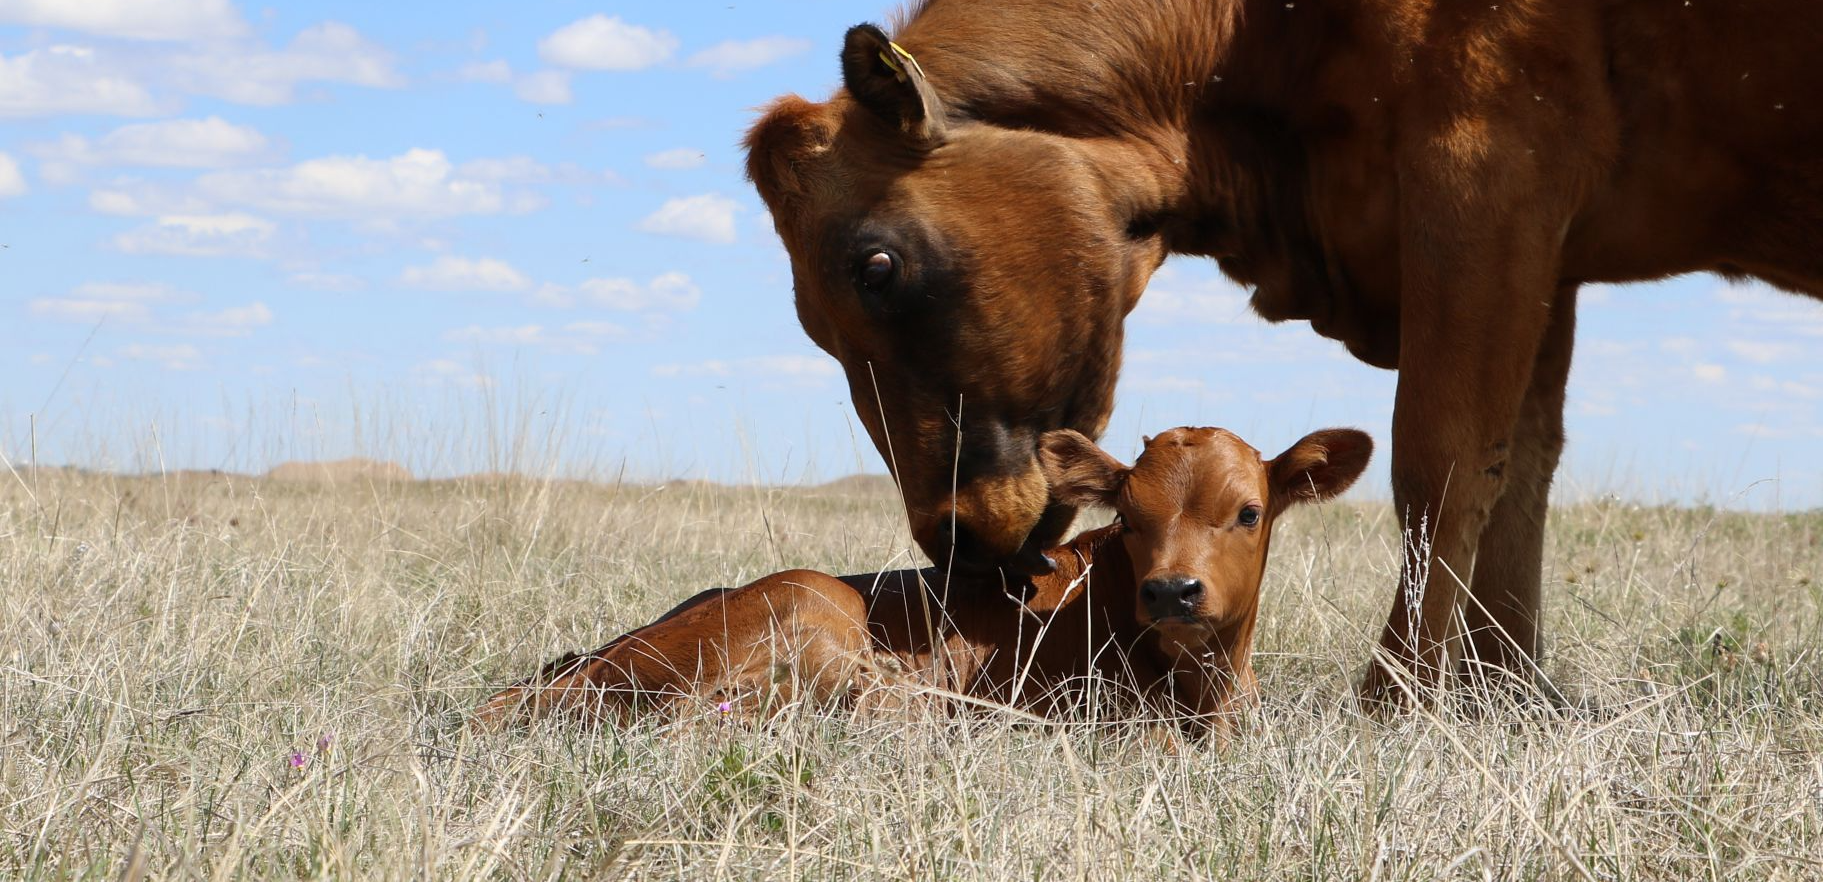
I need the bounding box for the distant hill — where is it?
[264,458,412,484]
[16,460,900,495]
[816,474,898,496]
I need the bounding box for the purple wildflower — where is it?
[717,701,732,716]
[288,750,308,769]
[317,731,334,753]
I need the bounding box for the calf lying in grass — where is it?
[476,426,1371,735]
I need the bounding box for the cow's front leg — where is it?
[1459,285,1577,694]
[1358,161,1569,709]
[1363,333,1549,707]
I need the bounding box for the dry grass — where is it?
[3,467,1821,880]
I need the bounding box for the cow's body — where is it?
[743,0,1823,706]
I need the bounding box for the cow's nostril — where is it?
[935,517,999,571]
[931,511,1053,577]
[936,517,975,556]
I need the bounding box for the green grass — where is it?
[3,469,1820,879]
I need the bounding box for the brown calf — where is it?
[475,427,1370,733]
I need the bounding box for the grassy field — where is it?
[2,466,1820,880]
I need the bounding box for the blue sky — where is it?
[4,2,1823,508]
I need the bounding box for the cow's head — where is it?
[1040,426,1372,667]
[746,24,1179,574]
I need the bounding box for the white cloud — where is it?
[182,302,271,336]
[197,149,526,219]
[1734,423,1789,439]
[685,36,810,77]
[120,342,202,370]
[530,282,573,308]
[458,60,573,105]
[1726,339,1799,365]
[449,156,610,187]
[576,272,700,312]
[644,148,705,170]
[445,324,545,345]
[0,0,246,41]
[443,321,623,355]
[0,45,162,118]
[30,297,150,323]
[168,22,402,106]
[33,292,271,338]
[1715,283,1773,305]
[457,59,512,84]
[653,354,838,385]
[113,212,276,257]
[1134,277,1252,324]
[562,320,626,338]
[513,69,571,104]
[538,15,677,71]
[41,117,273,169]
[401,256,530,292]
[1693,363,1728,383]
[1715,282,1823,338]
[413,358,494,388]
[78,281,197,302]
[0,152,25,198]
[85,181,198,215]
[453,156,550,183]
[287,271,365,291]
[637,193,739,243]
[1126,375,1208,394]
[1747,375,1823,399]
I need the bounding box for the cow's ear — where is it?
[744,95,835,209]
[842,24,946,144]
[1269,429,1373,506]
[1040,430,1128,509]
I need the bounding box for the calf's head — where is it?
[1040,426,1372,687]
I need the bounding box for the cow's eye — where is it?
[1237,505,1261,527]
[857,250,897,291]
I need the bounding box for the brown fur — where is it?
[742,1,1823,706]
[474,427,1371,734]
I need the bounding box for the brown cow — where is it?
[743,1,1823,707]
[475,426,1371,734]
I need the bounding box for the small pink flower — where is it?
[316,732,334,753]
[717,701,732,716]
[288,750,308,769]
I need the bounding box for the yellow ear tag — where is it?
[877,41,921,83]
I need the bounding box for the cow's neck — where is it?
[898,0,1345,212]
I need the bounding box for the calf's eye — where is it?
[1237,506,1261,527]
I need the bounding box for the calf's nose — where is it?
[1141,576,1205,621]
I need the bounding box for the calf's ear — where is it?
[842,24,946,144]
[1039,430,1128,509]
[1270,429,1373,506]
